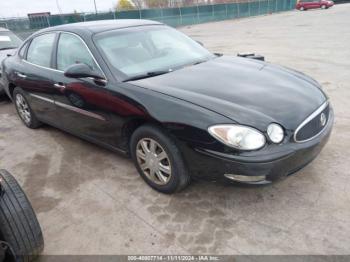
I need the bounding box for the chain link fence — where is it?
[1,0,297,39]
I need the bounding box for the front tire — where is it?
[13,88,41,129]
[130,125,190,194]
[321,5,326,9]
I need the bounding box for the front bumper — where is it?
[181,109,334,184]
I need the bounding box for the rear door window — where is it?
[26,33,56,68]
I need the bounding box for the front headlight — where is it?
[208,124,266,150]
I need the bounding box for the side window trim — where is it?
[51,33,60,69]
[52,32,60,70]
[18,41,30,59]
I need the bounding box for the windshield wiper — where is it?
[123,69,173,82]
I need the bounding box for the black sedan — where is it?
[1,20,333,193]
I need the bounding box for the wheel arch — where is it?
[120,117,165,154]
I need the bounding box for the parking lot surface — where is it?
[1,4,350,255]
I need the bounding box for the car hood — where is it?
[131,56,327,131]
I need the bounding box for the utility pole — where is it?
[56,0,62,14]
[93,0,98,14]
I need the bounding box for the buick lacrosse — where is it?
[1,20,333,193]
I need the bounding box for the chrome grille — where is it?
[294,101,330,143]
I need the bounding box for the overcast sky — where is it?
[0,0,119,18]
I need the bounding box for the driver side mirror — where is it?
[64,63,105,81]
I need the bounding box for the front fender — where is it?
[118,82,234,149]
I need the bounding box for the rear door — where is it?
[14,33,58,123]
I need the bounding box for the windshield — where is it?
[0,31,22,50]
[94,25,215,80]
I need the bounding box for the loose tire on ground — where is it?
[0,170,44,262]
[130,124,191,194]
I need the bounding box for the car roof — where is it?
[36,19,163,36]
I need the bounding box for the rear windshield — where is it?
[0,31,22,50]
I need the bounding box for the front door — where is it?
[51,32,117,145]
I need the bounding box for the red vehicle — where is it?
[296,0,334,10]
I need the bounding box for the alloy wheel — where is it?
[15,94,31,125]
[136,138,172,185]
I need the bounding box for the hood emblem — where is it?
[320,113,327,127]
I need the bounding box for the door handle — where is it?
[54,83,66,90]
[16,72,27,79]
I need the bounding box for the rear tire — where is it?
[321,5,326,9]
[130,125,190,194]
[0,170,44,262]
[13,88,41,129]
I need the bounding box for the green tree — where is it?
[116,0,135,10]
